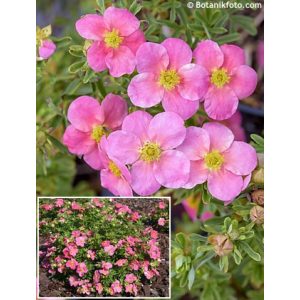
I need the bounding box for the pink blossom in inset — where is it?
[158,201,166,209]
[75,236,87,247]
[125,283,138,296]
[110,280,123,294]
[41,204,53,211]
[128,38,209,120]
[93,270,101,283]
[95,282,103,294]
[177,122,257,201]
[66,258,78,270]
[194,40,257,120]
[69,276,80,287]
[115,259,128,267]
[158,218,166,226]
[104,244,116,256]
[87,250,96,260]
[71,201,82,211]
[76,262,88,277]
[101,240,111,247]
[63,94,128,170]
[150,230,158,239]
[148,245,161,260]
[76,7,145,77]
[125,273,138,284]
[129,260,140,271]
[55,198,64,207]
[107,111,190,195]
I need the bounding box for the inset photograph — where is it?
[38,197,170,298]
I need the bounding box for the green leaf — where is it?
[46,134,68,154]
[96,0,106,14]
[251,134,264,146]
[239,241,261,262]
[231,15,257,36]
[129,0,143,15]
[215,33,240,44]
[188,267,195,290]
[190,233,207,242]
[63,78,82,95]
[68,60,86,74]
[175,255,184,269]
[195,251,215,270]
[233,248,243,265]
[175,232,187,249]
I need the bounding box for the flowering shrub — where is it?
[36,1,264,299]
[39,197,169,297]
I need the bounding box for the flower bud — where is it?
[208,234,233,257]
[252,167,264,184]
[251,189,264,206]
[250,206,264,224]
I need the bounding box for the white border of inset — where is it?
[37,196,171,299]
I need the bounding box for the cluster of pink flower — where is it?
[63,7,258,201]
[39,198,169,296]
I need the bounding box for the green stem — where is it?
[97,78,107,97]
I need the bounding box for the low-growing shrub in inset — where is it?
[39,198,169,297]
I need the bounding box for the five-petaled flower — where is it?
[76,7,145,77]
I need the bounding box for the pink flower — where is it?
[39,40,56,59]
[41,204,53,211]
[101,240,111,247]
[129,260,140,271]
[71,201,82,211]
[95,282,103,294]
[115,259,128,267]
[93,270,101,283]
[128,38,209,120]
[148,245,161,260]
[63,94,128,170]
[69,276,80,287]
[92,198,104,208]
[72,230,81,238]
[76,262,88,277]
[111,280,123,294]
[104,244,116,256]
[131,211,141,221]
[125,283,138,296]
[107,111,190,195]
[126,246,135,256]
[55,198,64,207]
[76,7,145,77]
[102,261,113,270]
[193,40,257,120]
[158,218,166,226]
[158,201,166,209]
[98,137,133,196]
[80,283,92,295]
[76,236,87,247]
[125,273,138,284]
[150,230,158,239]
[144,269,155,279]
[68,244,79,257]
[66,258,78,270]
[177,122,257,201]
[87,250,96,260]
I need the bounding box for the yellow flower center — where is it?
[91,125,106,143]
[108,161,122,177]
[210,68,231,88]
[139,141,162,163]
[159,69,180,91]
[104,29,123,49]
[204,150,224,171]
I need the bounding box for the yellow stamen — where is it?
[91,125,106,143]
[159,69,180,91]
[204,150,224,171]
[139,141,162,163]
[104,29,123,49]
[108,161,122,177]
[210,68,230,88]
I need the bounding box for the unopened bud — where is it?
[251,189,264,206]
[252,168,264,184]
[250,206,264,224]
[208,234,233,257]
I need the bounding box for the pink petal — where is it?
[75,14,106,40]
[39,40,56,59]
[177,126,210,160]
[105,46,136,77]
[183,160,208,189]
[207,168,243,201]
[63,125,94,155]
[153,150,190,188]
[177,63,209,100]
[162,90,199,120]
[87,41,108,72]
[223,141,257,175]
[122,29,146,54]
[242,174,252,190]
[128,73,164,108]
[106,131,141,164]
[67,96,104,132]
[203,122,234,152]
[103,7,140,37]
[193,40,224,72]
[229,65,257,99]
[131,161,161,196]
[101,169,133,196]
[84,146,103,170]
[148,112,186,150]
[122,111,152,142]
[220,44,245,71]
[204,86,239,120]
[102,93,128,129]
[136,42,169,74]
[99,137,110,168]
[161,38,192,69]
